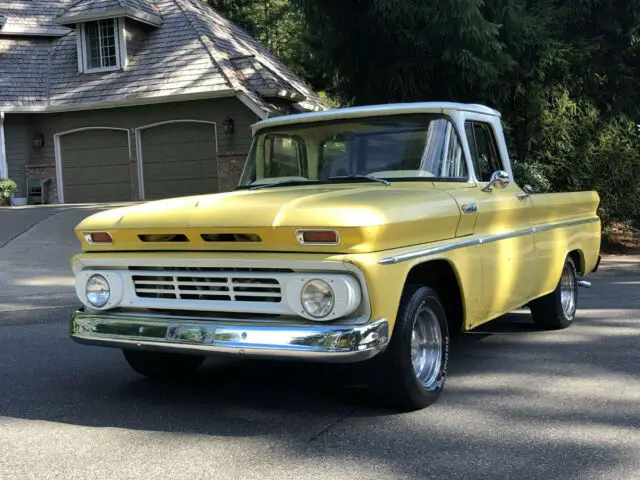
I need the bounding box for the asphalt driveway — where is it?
[0,204,130,314]
[0,206,638,479]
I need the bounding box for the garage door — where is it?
[139,122,218,200]
[60,128,132,203]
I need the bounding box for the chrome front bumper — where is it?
[69,310,389,363]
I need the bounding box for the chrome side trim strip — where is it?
[530,216,600,233]
[70,311,389,363]
[379,216,599,265]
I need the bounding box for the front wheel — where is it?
[122,349,205,378]
[367,284,450,410]
[529,255,578,329]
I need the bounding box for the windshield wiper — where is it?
[240,180,319,191]
[327,174,390,186]
[237,174,390,191]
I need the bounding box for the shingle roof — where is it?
[178,0,326,112]
[57,0,163,27]
[0,0,328,114]
[231,55,304,100]
[49,0,227,106]
[0,1,73,35]
[124,0,162,18]
[0,38,51,106]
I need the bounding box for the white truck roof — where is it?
[252,102,501,133]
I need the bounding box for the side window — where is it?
[439,122,467,178]
[420,119,467,178]
[465,121,503,182]
[264,135,307,178]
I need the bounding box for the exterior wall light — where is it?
[32,132,45,148]
[223,116,234,134]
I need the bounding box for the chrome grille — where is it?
[132,272,283,303]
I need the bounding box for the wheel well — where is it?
[568,250,584,276]
[405,260,464,333]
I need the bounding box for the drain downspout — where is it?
[0,112,7,179]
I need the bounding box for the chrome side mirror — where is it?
[481,170,510,192]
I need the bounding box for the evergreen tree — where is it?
[205,0,640,225]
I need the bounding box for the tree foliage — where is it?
[209,0,640,225]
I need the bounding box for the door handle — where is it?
[516,193,529,200]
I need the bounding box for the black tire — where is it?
[367,284,450,410]
[122,349,205,378]
[529,255,578,330]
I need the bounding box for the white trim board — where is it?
[118,17,128,69]
[0,26,70,37]
[0,89,237,114]
[56,9,163,28]
[0,112,7,179]
[54,126,132,203]
[134,120,218,201]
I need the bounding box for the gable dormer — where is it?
[55,0,162,74]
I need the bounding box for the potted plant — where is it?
[0,178,17,206]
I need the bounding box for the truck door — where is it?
[464,118,537,322]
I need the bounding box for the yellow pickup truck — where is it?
[69,102,602,410]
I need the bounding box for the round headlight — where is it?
[301,279,335,318]
[86,274,110,308]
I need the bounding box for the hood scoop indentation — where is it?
[138,234,189,243]
[201,233,262,243]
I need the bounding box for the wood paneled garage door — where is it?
[59,128,132,203]
[139,121,218,200]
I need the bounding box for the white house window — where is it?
[85,19,118,68]
[77,18,127,73]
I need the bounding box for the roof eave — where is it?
[293,102,327,114]
[56,8,163,28]
[0,25,71,37]
[258,88,306,102]
[0,89,238,114]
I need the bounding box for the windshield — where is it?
[238,113,468,188]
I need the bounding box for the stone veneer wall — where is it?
[217,152,248,193]
[25,164,58,203]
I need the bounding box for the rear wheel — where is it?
[367,284,450,410]
[122,350,205,378]
[530,255,578,329]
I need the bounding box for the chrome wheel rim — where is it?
[560,263,576,318]
[410,307,443,389]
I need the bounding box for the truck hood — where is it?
[75,185,462,254]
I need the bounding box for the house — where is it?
[0,0,328,204]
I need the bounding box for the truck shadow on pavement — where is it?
[2,320,638,478]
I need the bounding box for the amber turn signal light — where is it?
[296,230,340,245]
[84,232,113,244]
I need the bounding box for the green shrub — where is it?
[517,88,640,226]
[511,161,552,193]
[0,178,17,206]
